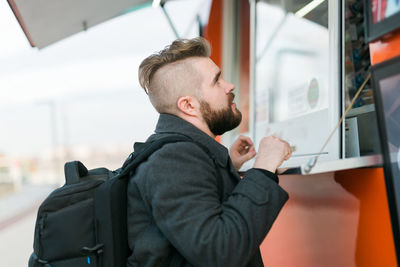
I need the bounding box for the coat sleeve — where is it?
[138,142,289,267]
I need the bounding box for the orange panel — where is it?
[260,169,396,267]
[335,168,397,266]
[369,29,400,65]
[203,0,223,142]
[238,0,250,133]
[261,173,359,267]
[203,0,222,68]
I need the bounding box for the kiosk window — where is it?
[254,0,340,168]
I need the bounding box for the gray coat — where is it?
[127,114,288,267]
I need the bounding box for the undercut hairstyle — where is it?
[138,37,211,114]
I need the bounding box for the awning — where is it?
[7,0,152,49]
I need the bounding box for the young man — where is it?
[127,37,292,267]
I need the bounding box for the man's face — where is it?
[194,57,242,136]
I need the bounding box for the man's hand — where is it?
[229,135,257,171]
[253,136,292,173]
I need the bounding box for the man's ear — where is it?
[176,96,199,117]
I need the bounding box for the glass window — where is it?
[254,0,339,167]
[255,0,329,123]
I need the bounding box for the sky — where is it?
[0,0,211,157]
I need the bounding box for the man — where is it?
[127,37,292,267]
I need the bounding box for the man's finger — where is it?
[243,148,256,160]
[238,135,253,145]
[284,147,292,160]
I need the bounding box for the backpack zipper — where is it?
[37,213,47,258]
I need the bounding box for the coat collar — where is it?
[151,113,230,167]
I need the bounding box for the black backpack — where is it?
[28,135,222,267]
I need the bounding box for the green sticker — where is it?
[307,78,319,109]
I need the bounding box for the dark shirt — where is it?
[127,114,289,267]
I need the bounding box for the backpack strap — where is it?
[121,135,224,202]
[120,135,191,175]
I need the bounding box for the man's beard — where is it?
[199,93,242,136]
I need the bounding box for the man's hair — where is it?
[138,37,211,113]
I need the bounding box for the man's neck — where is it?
[175,113,216,139]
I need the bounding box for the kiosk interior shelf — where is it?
[343,0,381,159]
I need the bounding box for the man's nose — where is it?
[224,80,235,93]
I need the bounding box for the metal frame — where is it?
[364,0,400,43]
[249,0,257,142]
[371,55,400,262]
[221,0,239,147]
[160,1,181,38]
[341,0,346,159]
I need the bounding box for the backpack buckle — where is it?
[81,243,104,255]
